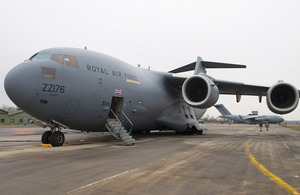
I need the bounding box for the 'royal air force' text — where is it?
[86,65,138,81]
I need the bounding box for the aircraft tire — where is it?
[50,131,65,147]
[41,131,52,144]
[198,130,203,135]
[184,130,193,135]
[144,130,150,134]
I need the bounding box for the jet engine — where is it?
[182,75,219,109]
[267,82,299,114]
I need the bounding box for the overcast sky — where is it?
[1,0,300,120]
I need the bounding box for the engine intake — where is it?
[182,75,219,108]
[267,82,299,114]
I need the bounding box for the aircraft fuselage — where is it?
[5,48,205,133]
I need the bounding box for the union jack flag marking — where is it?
[115,89,122,94]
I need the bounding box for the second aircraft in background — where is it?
[214,104,284,125]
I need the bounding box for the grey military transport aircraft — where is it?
[4,47,300,146]
[214,104,284,124]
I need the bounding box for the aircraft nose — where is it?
[4,63,37,108]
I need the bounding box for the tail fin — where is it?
[214,104,232,116]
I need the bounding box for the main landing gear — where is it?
[182,126,204,135]
[41,129,65,147]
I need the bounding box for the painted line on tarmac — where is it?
[66,148,189,194]
[272,131,290,150]
[66,170,131,194]
[0,147,43,154]
[245,129,299,195]
[0,141,97,155]
[0,143,68,154]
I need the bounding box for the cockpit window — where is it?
[30,53,52,61]
[29,53,79,69]
[65,55,79,68]
[42,67,55,79]
[51,54,64,65]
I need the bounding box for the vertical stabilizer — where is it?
[214,104,232,116]
[194,57,205,75]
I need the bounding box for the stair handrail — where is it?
[109,109,123,134]
[120,110,133,135]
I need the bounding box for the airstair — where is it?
[105,110,135,146]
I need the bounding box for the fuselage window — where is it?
[65,55,79,68]
[42,67,56,79]
[51,54,64,65]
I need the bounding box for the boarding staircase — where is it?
[105,110,135,146]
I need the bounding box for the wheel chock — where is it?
[41,144,52,147]
[41,143,66,147]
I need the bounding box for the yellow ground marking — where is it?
[0,147,43,154]
[0,143,68,154]
[126,79,140,85]
[245,129,299,195]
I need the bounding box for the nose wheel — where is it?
[41,130,52,144]
[41,130,65,146]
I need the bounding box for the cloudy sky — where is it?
[1,0,300,120]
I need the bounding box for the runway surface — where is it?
[0,124,300,194]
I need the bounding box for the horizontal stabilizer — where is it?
[169,61,246,73]
[203,61,246,69]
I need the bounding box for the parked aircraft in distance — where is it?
[4,47,299,146]
[214,104,284,124]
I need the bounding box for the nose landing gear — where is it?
[41,130,65,147]
[31,119,67,147]
[40,120,67,147]
[41,130,52,144]
[50,131,65,146]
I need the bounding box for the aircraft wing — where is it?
[213,79,268,96]
[242,115,260,120]
[168,74,269,96]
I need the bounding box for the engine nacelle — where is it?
[182,75,219,109]
[267,82,299,114]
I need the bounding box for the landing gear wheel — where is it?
[144,130,150,134]
[198,130,203,135]
[41,131,52,144]
[50,131,65,147]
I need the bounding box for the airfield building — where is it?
[0,109,36,126]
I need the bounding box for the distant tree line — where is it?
[202,114,218,123]
[1,104,18,111]
[202,114,232,124]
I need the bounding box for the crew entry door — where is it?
[109,96,124,118]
